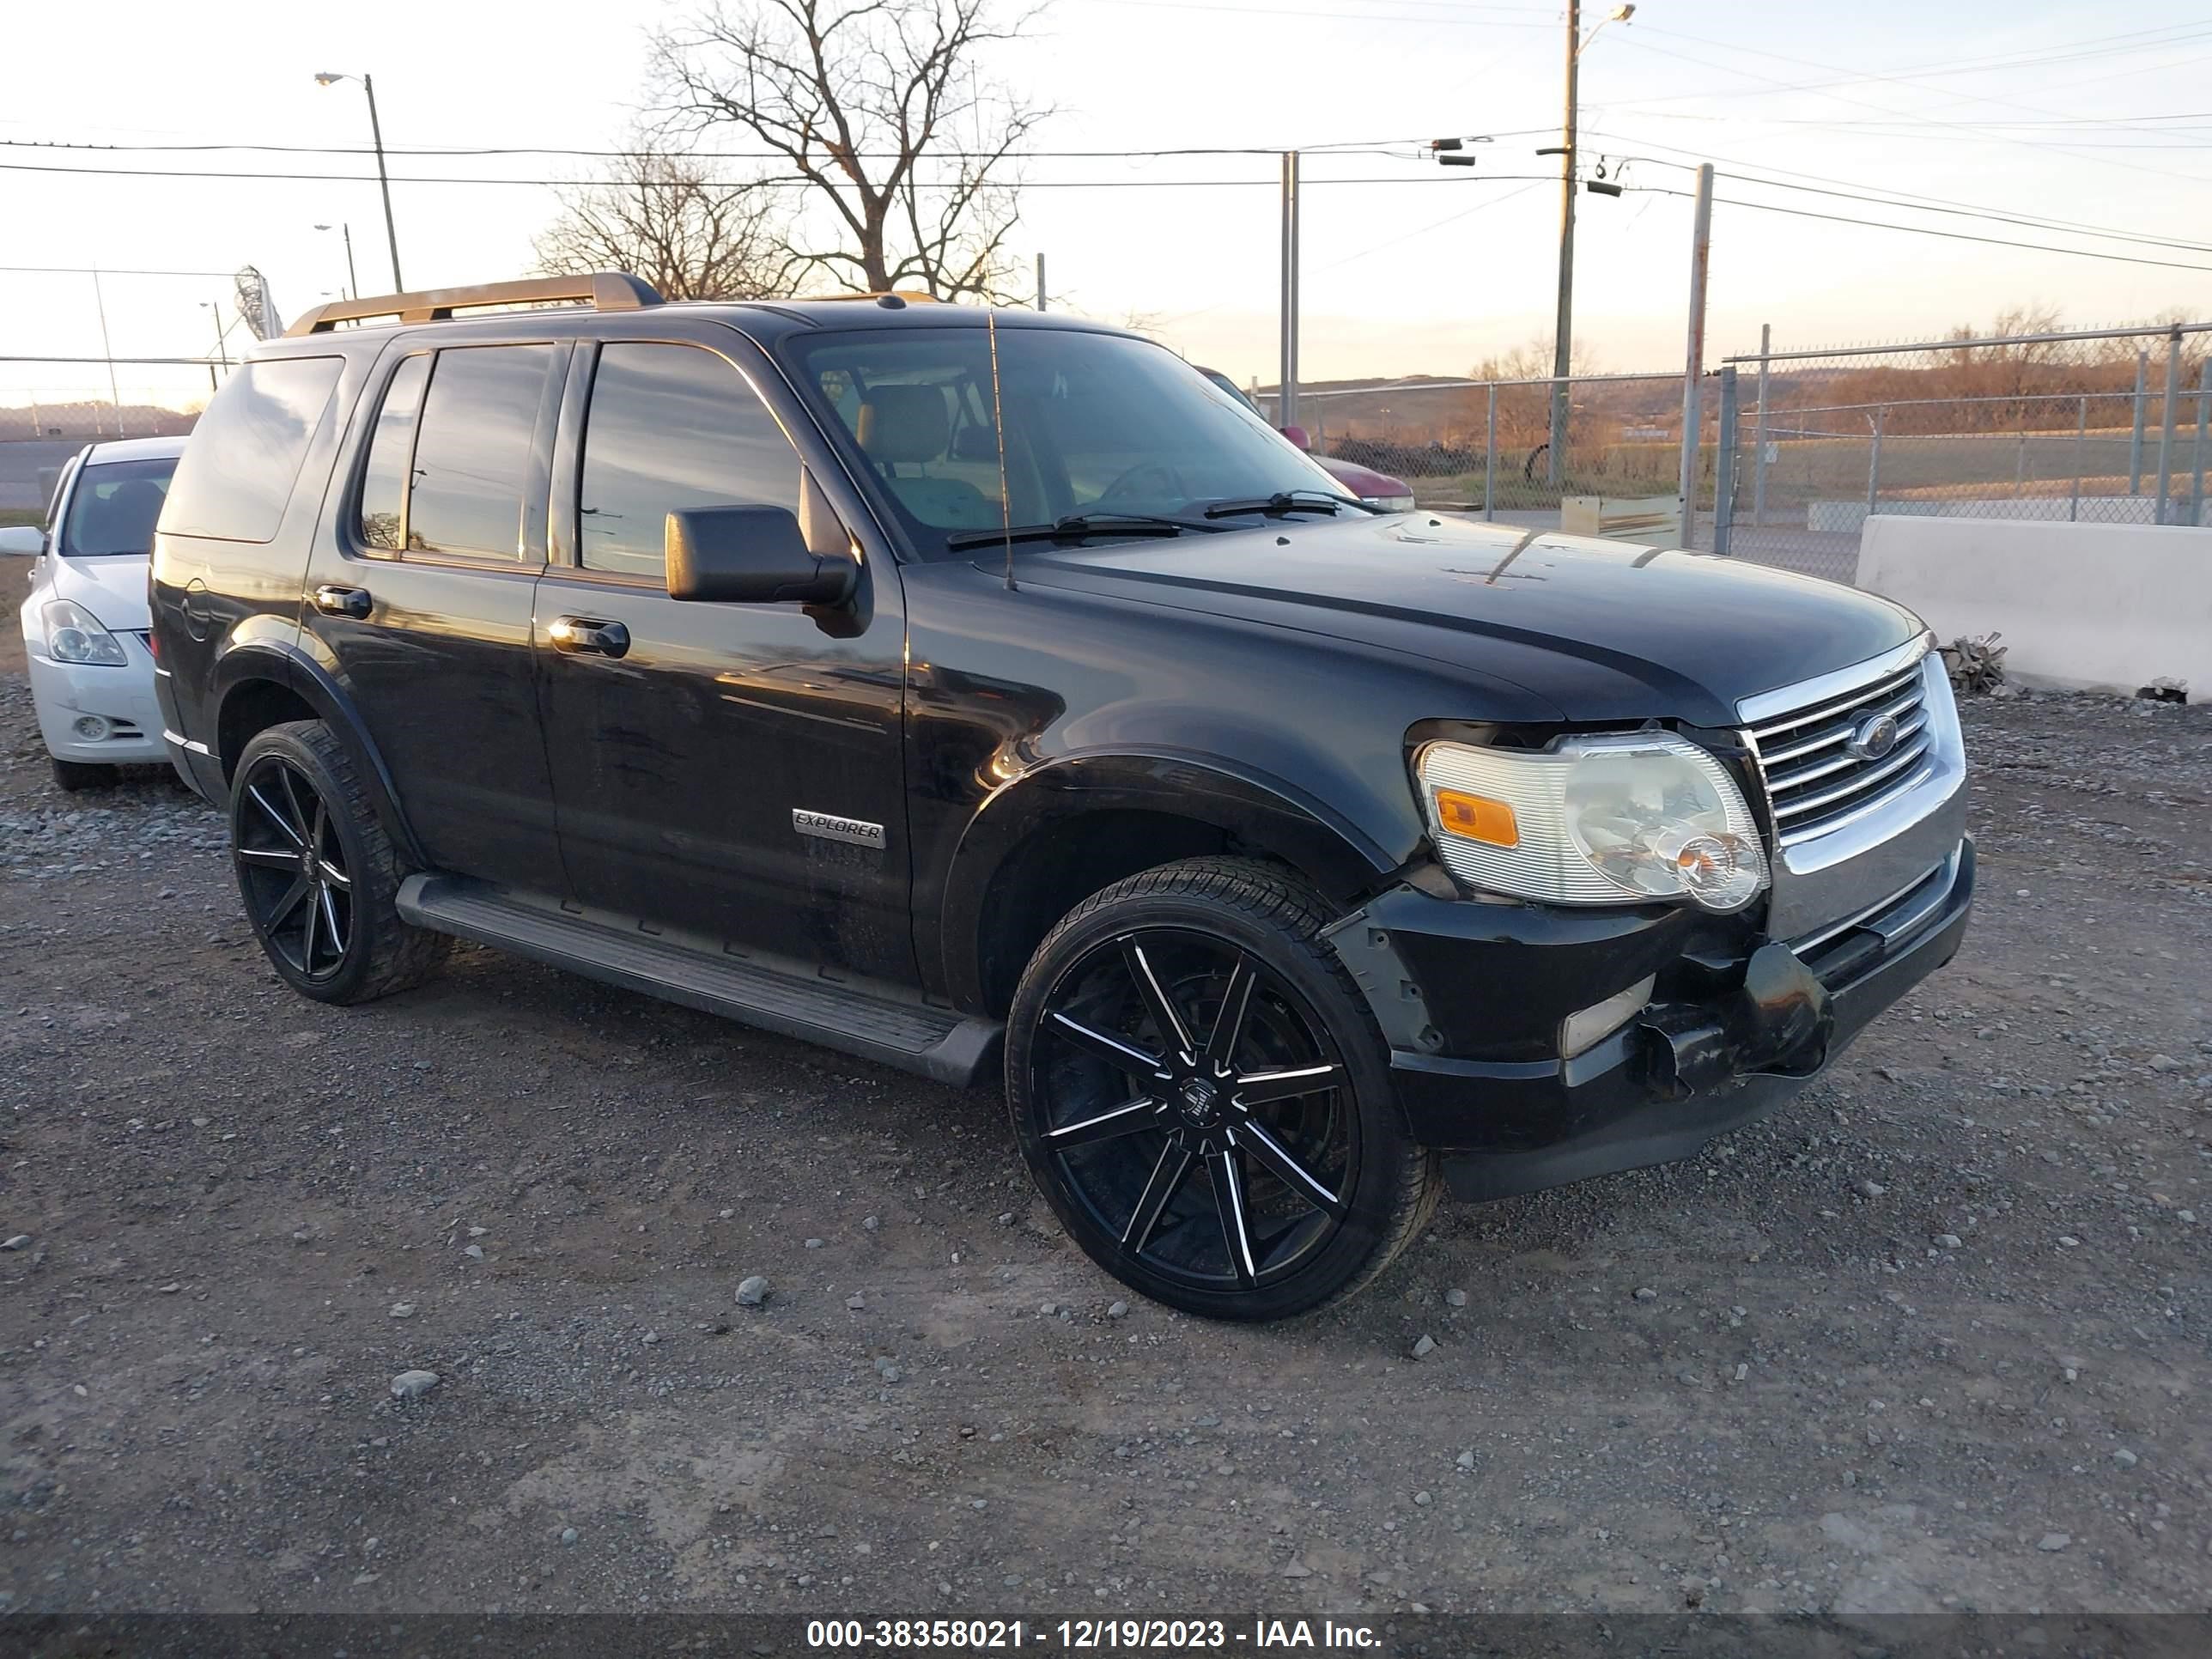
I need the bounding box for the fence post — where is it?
[1484,383,1498,522]
[1752,322,1771,528]
[1713,366,1738,556]
[2194,360,2210,528]
[2128,347,2148,494]
[1865,407,1887,523]
[2071,394,2087,523]
[2154,327,2182,524]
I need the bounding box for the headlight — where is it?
[41,599,129,666]
[1364,494,1417,513]
[1416,732,1768,912]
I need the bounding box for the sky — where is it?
[3,0,2209,412]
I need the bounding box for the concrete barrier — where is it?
[1812,496,2209,533]
[1857,517,2212,696]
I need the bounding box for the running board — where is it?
[396,875,1001,1088]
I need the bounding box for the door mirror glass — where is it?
[665,505,856,606]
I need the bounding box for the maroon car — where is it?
[1199,368,1416,512]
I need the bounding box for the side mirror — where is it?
[1279,424,1313,453]
[665,505,856,606]
[0,525,43,556]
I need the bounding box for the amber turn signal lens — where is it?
[1433,788,1518,847]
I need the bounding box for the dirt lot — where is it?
[1,595,2208,1628]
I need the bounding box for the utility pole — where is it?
[1279,150,1301,431]
[1547,0,1580,487]
[1678,162,1715,544]
[318,222,361,300]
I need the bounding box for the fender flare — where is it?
[210,640,429,869]
[933,748,1406,1010]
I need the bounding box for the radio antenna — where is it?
[987,308,1015,592]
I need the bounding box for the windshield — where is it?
[60,455,178,556]
[786,325,1350,558]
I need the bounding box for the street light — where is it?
[313,222,360,300]
[313,71,402,291]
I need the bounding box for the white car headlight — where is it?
[41,599,129,666]
[1416,732,1768,912]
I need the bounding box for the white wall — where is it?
[1857,518,2212,696]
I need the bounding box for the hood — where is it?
[1316,454,1413,501]
[1006,514,1923,726]
[49,553,153,632]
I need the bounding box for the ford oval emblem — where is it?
[1847,713,1900,761]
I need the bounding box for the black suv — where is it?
[151,273,1972,1321]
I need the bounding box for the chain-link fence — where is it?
[0,371,213,514]
[1715,322,2211,581]
[1266,373,1710,541]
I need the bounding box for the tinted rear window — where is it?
[61,455,177,556]
[404,344,556,562]
[161,357,343,543]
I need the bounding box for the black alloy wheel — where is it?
[234,751,353,982]
[228,720,449,1005]
[1009,859,1439,1320]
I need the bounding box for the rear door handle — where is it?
[550,615,630,659]
[312,584,373,620]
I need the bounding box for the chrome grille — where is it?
[1747,658,1934,847]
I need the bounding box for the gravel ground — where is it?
[1,605,2208,1623]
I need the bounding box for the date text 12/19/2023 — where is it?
[805,1619,1383,1650]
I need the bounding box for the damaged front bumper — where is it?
[1328,839,1974,1203]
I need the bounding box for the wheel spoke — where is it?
[318,884,344,960]
[1048,1011,1166,1080]
[1121,939,1195,1058]
[1235,1061,1344,1106]
[1204,955,1258,1069]
[265,873,313,929]
[1045,1096,1164,1147]
[300,878,322,968]
[275,765,313,843]
[1121,1141,1194,1252]
[246,783,305,848]
[1207,1148,1258,1287]
[1236,1117,1345,1218]
[318,859,351,890]
[238,846,299,869]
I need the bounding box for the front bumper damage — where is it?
[1327,838,1974,1203]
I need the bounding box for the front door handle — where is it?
[312,584,373,620]
[550,616,630,659]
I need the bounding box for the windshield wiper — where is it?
[1200,489,1367,520]
[945,512,1223,551]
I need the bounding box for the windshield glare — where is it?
[61,456,178,556]
[789,326,1348,556]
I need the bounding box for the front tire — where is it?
[229,720,448,1005]
[1007,858,1440,1321]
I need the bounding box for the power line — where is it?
[0,137,1417,161]
[1623,185,2212,272]
[0,158,1555,189]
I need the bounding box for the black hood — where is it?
[1004,513,1923,726]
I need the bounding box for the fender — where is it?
[210,639,429,870]
[933,747,1411,1011]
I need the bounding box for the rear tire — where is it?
[229,720,448,1005]
[50,757,112,792]
[1006,857,1440,1322]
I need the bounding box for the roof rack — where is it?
[283,272,663,337]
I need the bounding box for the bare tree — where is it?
[652,0,1048,301]
[535,140,786,301]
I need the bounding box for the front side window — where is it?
[577,342,803,580]
[784,327,1348,558]
[404,344,556,561]
[61,455,178,556]
[161,356,343,543]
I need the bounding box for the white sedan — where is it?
[6,435,186,790]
